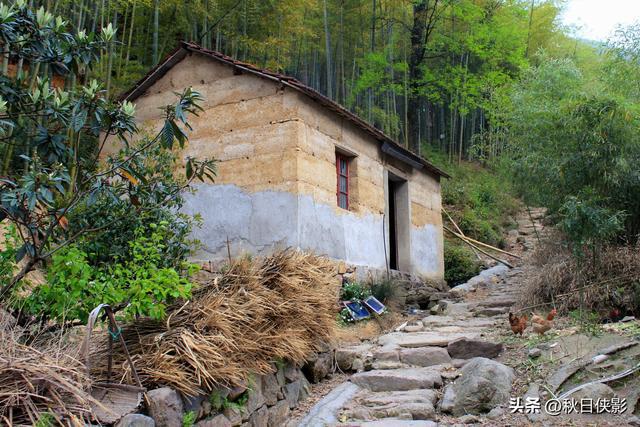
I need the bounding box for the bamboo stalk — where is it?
[443,207,481,260]
[444,226,515,268]
[444,225,521,259]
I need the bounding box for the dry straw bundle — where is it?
[0,313,95,426]
[519,236,640,314]
[91,249,340,396]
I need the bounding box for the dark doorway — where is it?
[386,171,410,272]
[388,178,399,270]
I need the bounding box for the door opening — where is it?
[388,178,399,270]
[386,172,409,271]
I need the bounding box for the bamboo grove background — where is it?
[32,0,597,161]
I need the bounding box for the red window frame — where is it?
[336,153,349,210]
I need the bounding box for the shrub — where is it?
[368,277,397,303]
[340,281,370,301]
[444,241,481,286]
[19,223,195,323]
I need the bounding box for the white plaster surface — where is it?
[183,183,441,277]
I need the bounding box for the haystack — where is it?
[91,249,340,396]
[0,311,95,426]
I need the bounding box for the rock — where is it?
[115,414,155,427]
[335,344,373,371]
[284,379,303,409]
[547,361,589,393]
[528,348,542,359]
[357,422,437,427]
[245,376,265,416]
[628,416,640,427]
[228,382,248,401]
[399,347,451,367]
[458,414,480,424]
[524,383,542,423]
[248,405,268,427]
[343,389,438,421]
[372,345,400,362]
[591,354,609,364]
[378,331,480,348]
[283,364,302,383]
[621,316,636,322]
[487,407,506,420]
[303,352,332,383]
[195,415,232,427]
[350,368,442,392]
[267,400,290,427]
[223,407,243,426]
[429,305,441,315]
[447,338,503,359]
[451,359,469,368]
[351,358,365,372]
[371,360,408,370]
[146,387,184,427]
[261,373,280,406]
[573,383,617,401]
[439,357,514,416]
[297,382,361,427]
[404,323,424,332]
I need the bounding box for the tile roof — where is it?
[121,41,449,178]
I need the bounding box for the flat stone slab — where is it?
[350,368,442,392]
[298,382,361,427]
[421,316,496,329]
[378,332,480,348]
[343,389,438,421]
[400,347,451,367]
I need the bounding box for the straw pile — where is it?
[0,312,94,426]
[91,249,340,396]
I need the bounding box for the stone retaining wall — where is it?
[116,360,326,427]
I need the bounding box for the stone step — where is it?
[378,331,480,348]
[339,421,437,427]
[350,368,442,392]
[298,382,361,427]
[342,389,438,422]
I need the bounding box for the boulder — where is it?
[350,368,442,392]
[194,415,232,427]
[146,387,183,427]
[447,337,503,359]
[335,344,373,371]
[115,414,155,427]
[267,400,290,427]
[573,383,617,401]
[399,347,451,367]
[284,378,310,409]
[439,357,514,416]
[303,352,332,383]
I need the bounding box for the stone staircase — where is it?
[298,266,522,426]
[297,209,548,426]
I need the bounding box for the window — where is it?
[336,153,349,209]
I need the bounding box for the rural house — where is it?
[120,42,449,279]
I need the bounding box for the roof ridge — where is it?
[121,42,449,179]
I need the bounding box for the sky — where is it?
[562,0,640,41]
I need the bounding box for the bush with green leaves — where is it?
[340,281,371,301]
[20,223,195,323]
[0,2,215,305]
[444,241,481,286]
[368,277,397,304]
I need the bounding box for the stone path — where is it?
[297,209,547,426]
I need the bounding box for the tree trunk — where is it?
[322,0,332,98]
[152,0,160,65]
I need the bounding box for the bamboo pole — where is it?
[444,226,515,268]
[443,207,481,260]
[444,225,521,259]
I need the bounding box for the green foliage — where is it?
[20,223,194,323]
[444,241,481,286]
[0,225,18,285]
[34,413,56,427]
[340,281,370,301]
[368,278,396,304]
[500,52,640,251]
[182,411,196,427]
[0,3,215,302]
[568,309,603,336]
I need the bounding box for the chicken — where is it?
[508,312,528,336]
[531,308,557,336]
